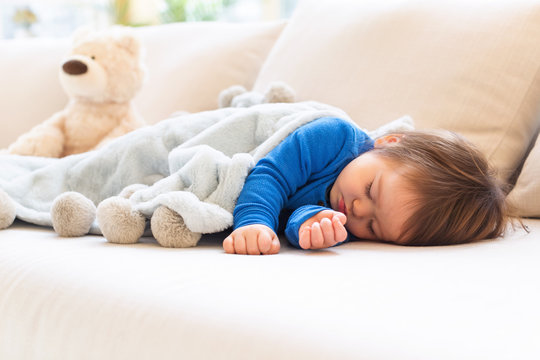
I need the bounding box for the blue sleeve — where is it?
[233,117,370,242]
[285,205,350,249]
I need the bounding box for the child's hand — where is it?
[298,210,347,250]
[223,224,280,255]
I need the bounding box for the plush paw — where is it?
[218,85,247,108]
[151,205,201,248]
[218,82,295,109]
[0,189,16,229]
[96,196,146,244]
[263,81,295,103]
[8,123,64,157]
[51,192,96,236]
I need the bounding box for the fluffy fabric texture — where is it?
[151,205,202,248]
[218,81,295,108]
[7,26,145,157]
[96,196,146,243]
[0,189,15,229]
[51,191,96,237]
[0,102,413,240]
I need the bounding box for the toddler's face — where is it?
[329,151,417,244]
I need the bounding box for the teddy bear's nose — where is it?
[62,60,88,75]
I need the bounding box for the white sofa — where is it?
[1,1,540,359]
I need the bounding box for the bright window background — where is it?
[0,0,298,39]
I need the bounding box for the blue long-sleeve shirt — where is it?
[233,117,374,248]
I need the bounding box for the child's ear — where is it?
[374,134,404,147]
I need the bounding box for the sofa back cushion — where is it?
[134,21,285,124]
[0,38,70,150]
[507,135,540,217]
[254,0,540,184]
[0,21,285,149]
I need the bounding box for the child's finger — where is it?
[233,234,247,255]
[268,235,280,254]
[333,212,347,225]
[310,222,324,248]
[299,226,311,249]
[319,217,335,246]
[223,235,234,254]
[332,216,348,243]
[318,209,337,220]
[245,231,261,255]
[257,230,272,254]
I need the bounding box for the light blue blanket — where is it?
[0,101,413,236]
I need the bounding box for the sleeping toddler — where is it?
[223,117,509,255]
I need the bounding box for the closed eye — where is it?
[367,219,375,236]
[365,181,376,236]
[365,181,373,199]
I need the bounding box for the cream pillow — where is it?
[0,21,285,149]
[0,37,70,149]
[133,21,285,124]
[507,135,540,217]
[254,0,540,182]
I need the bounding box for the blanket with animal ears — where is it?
[0,101,413,245]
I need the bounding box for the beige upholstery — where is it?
[1,2,540,359]
[0,21,285,148]
[254,0,540,183]
[508,133,540,216]
[0,220,537,360]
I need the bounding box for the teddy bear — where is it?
[7,26,146,158]
[218,81,296,108]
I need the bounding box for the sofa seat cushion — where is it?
[0,220,538,359]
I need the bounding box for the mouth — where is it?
[338,198,347,216]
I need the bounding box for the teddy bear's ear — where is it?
[115,30,141,56]
[71,26,93,45]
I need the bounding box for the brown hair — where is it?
[371,130,509,246]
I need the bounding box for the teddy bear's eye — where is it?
[91,56,96,60]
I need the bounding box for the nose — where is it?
[351,198,373,219]
[62,60,88,75]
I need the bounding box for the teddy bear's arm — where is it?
[8,111,66,157]
[94,116,143,150]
